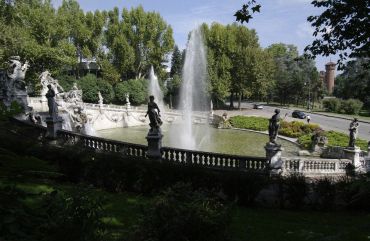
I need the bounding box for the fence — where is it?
[11,117,369,176]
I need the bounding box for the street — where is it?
[216,102,370,141]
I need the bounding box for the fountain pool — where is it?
[96,124,300,157]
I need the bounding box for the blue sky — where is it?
[53,0,336,72]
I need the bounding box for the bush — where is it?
[279,121,320,138]
[313,177,336,210]
[277,174,308,209]
[42,190,107,241]
[131,183,231,241]
[0,186,107,241]
[115,79,148,105]
[336,176,370,211]
[229,116,269,131]
[340,98,363,115]
[323,98,341,112]
[56,74,77,91]
[77,74,114,103]
[0,101,23,120]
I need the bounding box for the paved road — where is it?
[216,102,370,141]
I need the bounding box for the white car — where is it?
[253,104,264,109]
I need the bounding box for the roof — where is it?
[325,61,336,66]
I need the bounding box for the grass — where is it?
[230,208,370,241]
[298,130,368,150]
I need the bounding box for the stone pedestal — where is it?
[265,143,284,175]
[146,128,163,160]
[344,147,364,172]
[45,116,63,139]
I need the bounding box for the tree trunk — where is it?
[238,93,242,110]
[229,93,234,109]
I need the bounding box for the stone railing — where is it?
[282,157,352,176]
[161,147,266,171]
[10,117,369,176]
[58,129,147,158]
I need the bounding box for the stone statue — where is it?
[268,109,281,144]
[125,93,131,109]
[39,70,64,96]
[98,91,103,105]
[348,118,359,148]
[145,95,162,131]
[63,83,82,103]
[1,56,29,109]
[311,130,328,153]
[69,106,87,131]
[46,84,58,119]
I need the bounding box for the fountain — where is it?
[169,27,209,150]
[148,66,164,111]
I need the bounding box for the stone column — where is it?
[45,116,63,139]
[146,128,163,160]
[265,143,284,175]
[343,147,364,173]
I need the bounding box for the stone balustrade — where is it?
[282,157,352,176]
[58,129,147,158]
[10,117,369,176]
[161,147,266,171]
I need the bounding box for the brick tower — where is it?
[325,62,336,94]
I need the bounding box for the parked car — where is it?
[292,110,306,119]
[253,103,264,109]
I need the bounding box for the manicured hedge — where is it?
[229,116,269,131]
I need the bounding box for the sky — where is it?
[52,0,337,72]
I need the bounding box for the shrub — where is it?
[42,190,107,241]
[279,121,320,138]
[229,116,269,131]
[336,176,370,211]
[130,183,231,241]
[0,101,23,120]
[277,174,308,209]
[56,74,77,91]
[97,80,114,103]
[323,98,341,112]
[340,98,363,115]
[77,74,100,103]
[115,79,148,105]
[313,177,336,210]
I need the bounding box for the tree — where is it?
[170,45,182,77]
[305,0,370,69]
[334,58,370,109]
[105,6,174,80]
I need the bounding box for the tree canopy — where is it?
[305,0,370,69]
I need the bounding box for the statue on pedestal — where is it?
[145,95,162,131]
[348,118,359,148]
[46,84,58,119]
[268,109,281,144]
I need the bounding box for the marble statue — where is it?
[69,106,87,131]
[98,91,103,105]
[268,109,281,144]
[145,95,162,131]
[39,70,64,97]
[1,56,29,109]
[46,84,58,119]
[125,93,131,109]
[64,83,82,103]
[348,118,359,148]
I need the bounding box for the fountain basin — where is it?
[96,124,300,157]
